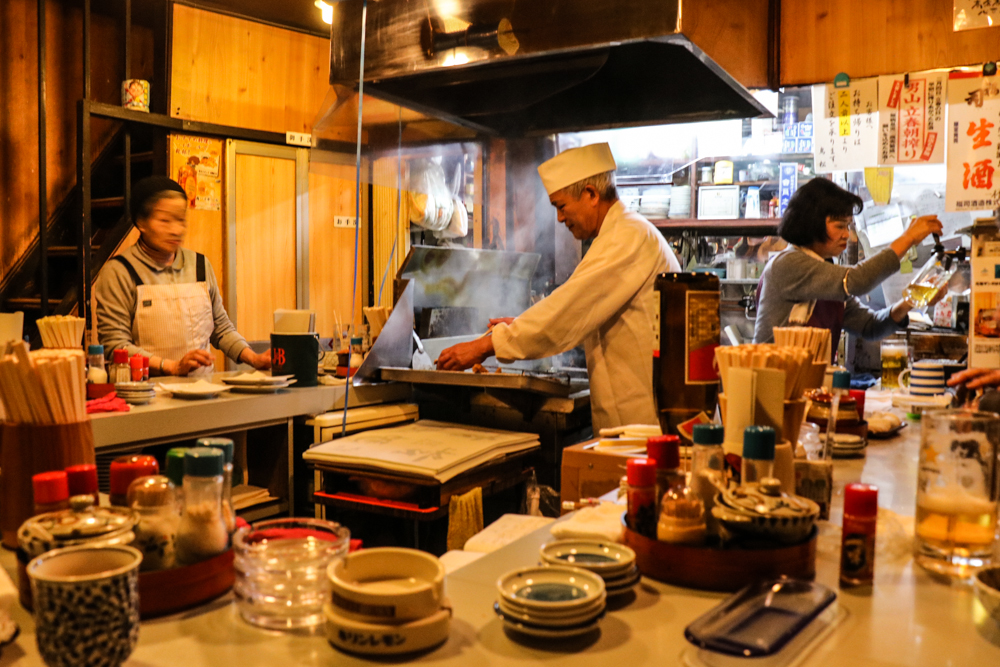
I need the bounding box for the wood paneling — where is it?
[234,154,297,341]
[781,0,1000,86]
[680,0,770,90]
[170,4,330,134]
[309,159,368,335]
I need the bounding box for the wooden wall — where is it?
[782,0,1000,85]
[681,0,771,90]
[0,1,151,285]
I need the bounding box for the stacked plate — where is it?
[830,433,866,458]
[540,540,641,597]
[114,381,155,405]
[221,372,296,393]
[494,565,606,639]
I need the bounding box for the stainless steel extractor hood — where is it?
[329,0,770,136]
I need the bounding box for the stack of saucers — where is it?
[221,372,296,393]
[540,540,641,597]
[114,381,155,405]
[325,548,450,656]
[494,565,606,639]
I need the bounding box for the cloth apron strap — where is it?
[112,255,144,287]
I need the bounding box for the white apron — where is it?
[116,255,215,377]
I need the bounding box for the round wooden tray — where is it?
[139,549,235,618]
[622,524,817,592]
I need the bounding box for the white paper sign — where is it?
[812,79,879,173]
[970,236,1000,369]
[945,71,1000,212]
[954,0,1000,31]
[878,71,948,165]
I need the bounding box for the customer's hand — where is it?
[164,349,214,376]
[947,367,1000,390]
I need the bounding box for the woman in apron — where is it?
[95,176,270,376]
[753,178,942,361]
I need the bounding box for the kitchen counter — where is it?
[3,401,999,666]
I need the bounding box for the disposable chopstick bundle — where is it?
[35,315,86,349]
[0,342,87,425]
[773,326,832,364]
[715,343,814,400]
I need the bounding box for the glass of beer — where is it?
[915,410,999,578]
[880,340,908,390]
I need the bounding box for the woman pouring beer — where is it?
[753,178,943,360]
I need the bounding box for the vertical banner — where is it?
[778,163,798,217]
[812,78,880,173]
[945,71,1000,212]
[877,71,947,165]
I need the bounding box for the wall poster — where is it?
[945,71,1000,212]
[954,0,1000,31]
[877,71,947,165]
[812,78,879,173]
[170,135,222,211]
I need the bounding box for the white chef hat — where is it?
[537,143,617,196]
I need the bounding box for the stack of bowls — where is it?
[494,565,606,639]
[539,540,640,597]
[114,381,155,405]
[325,548,450,655]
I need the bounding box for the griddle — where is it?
[379,367,575,397]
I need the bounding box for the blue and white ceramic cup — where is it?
[900,361,946,397]
[28,545,142,667]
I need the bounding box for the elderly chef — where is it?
[436,143,681,431]
[95,175,270,376]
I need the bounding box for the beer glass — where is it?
[915,410,999,577]
[880,340,908,390]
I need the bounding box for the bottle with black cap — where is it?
[824,370,852,460]
[742,426,776,486]
[175,447,228,565]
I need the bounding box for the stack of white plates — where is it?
[540,540,641,597]
[494,565,606,639]
[221,372,296,393]
[830,433,866,458]
[114,381,155,405]
[668,185,692,219]
[326,548,450,655]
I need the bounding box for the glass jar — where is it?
[626,458,657,538]
[741,426,775,486]
[87,344,107,384]
[175,447,228,565]
[198,437,236,533]
[349,336,364,369]
[128,475,180,571]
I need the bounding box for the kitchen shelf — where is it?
[720,278,763,285]
[651,218,779,236]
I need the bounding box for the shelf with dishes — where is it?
[651,218,779,236]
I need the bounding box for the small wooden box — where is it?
[560,439,639,505]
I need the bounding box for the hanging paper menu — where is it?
[877,71,947,165]
[945,71,1000,213]
[812,79,879,173]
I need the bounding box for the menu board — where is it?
[877,71,947,165]
[945,71,1000,213]
[812,78,879,173]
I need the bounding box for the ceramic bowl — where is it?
[497,565,605,609]
[497,591,606,619]
[328,548,445,622]
[493,604,601,639]
[539,540,636,576]
[712,487,819,544]
[324,602,450,655]
[975,566,1000,624]
[494,600,603,627]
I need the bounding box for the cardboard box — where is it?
[560,439,640,505]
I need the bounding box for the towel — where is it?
[550,501,625,543]
[447,487,483,551]
[86,392,130,414]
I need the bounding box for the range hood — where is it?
[329,0,771,137]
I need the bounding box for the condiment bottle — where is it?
[690,424,726,535]
[349,337,364,369]
[646,435,685,508]
[86,345,108,384]
[657,484,706,545]
[65,463,99,507]
[176,447,229,564]
[109,454,160,507]
[129,355,143,382]
[823,370,852,459]
[128,475,180,571]
[741,426,775,486]
[32,471,70,515]
[626,458,658,538]
[141,356,150,382]
[165,447,188,512]
[840,483,878,587]
[111,348,130,383]
[197,437,236,533]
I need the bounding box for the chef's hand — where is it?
[892,215,944,258]
[240,348,272,370]
[164,349,214,376]
[488,317,516,329]
[436,336,495,371]
[948,368,1000,390]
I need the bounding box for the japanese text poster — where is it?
[970,235,1000,369]
[170,135,222,211]
[954,0,1000,31]
[945,71,1000,212]
[812,78,879,173]
[877,71,947,165]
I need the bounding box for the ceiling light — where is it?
[315,0,333,25]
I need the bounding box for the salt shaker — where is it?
[176,447,229,565]
[197,437,236,533]
[128,475,180,571]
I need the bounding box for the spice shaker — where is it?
[841,483,878,587]
[626,458,657,538]
[197,437,236,533]
[32,471,70,515]
[111,348,130,383]
[176,447,229,565]
[129,355,143,382]
[86,345,108,384]
[741,426,776,486]
[165,447,188,512]
[65,463,100,507]
[646,435,685,508]
[128,475,180,571]
[109,454,160,507]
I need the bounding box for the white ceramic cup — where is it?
[900,361,946,396]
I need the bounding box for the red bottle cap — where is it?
[844,483,878,518]
[109,454,160,496]
[129,356,143,369]
[848,389,866,416]
[33,471,70,506]
[112,348,129,364]
[627,458,657,487]
[646,435,680,469]
[65,463,98,496]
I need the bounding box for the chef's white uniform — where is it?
[491,200,680,432]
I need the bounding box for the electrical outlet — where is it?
[285,131,312,147]
[334,216,357,229]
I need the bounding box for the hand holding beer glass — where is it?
[880,340,908,390]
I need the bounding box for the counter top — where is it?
[3,398,1000,665]
[90,375,411,449]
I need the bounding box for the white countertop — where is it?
[4,400,1000,666]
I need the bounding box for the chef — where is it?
[95,176,270,376]
[437,143,681,431]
